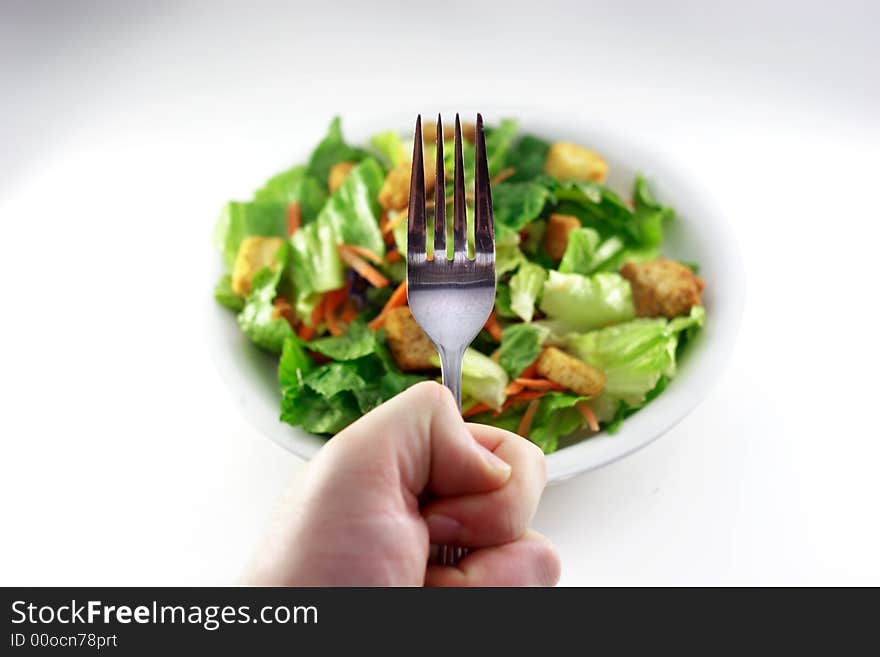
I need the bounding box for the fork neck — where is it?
[436,345,466,412]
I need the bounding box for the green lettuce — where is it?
[213,201,287,269]
[214,274,244,312]
[289,158,385,316]
[316,157,385,255]
[505,134,550,182]
[509,262,548,322]
[369,130,405,169]
[558,227,600,275]
[499,323,544,379]
[278,324,427,433]
[289,219,345,316]
[539,270,635,332]
[253,165,327,223]
[237,243,293,353]
[550,176,672,249]
[484,118,518,176]
[431,348,509,410]
[307,116,367,186]
[528,393,589,454]
[562,305,705,406]
[491,181,551,237]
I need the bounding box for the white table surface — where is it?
[2,0,878,586]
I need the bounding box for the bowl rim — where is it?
[206,108,745,483]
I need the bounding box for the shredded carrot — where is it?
[323,284,349,337]
[367,281,407,330]
[517,399,541,437]
[379,210,389,233]
[341,244,384,265]
[338,245,389,288]
[382,211,407,235]
[514,378,565,391]
[504,382,525,396]
[385,250,402,263]
[297,295,325,340]
[491,167,516,185]
[494,390,548,416]
[484,309,503,342]
[519,361,539,379]
[272,296,297,327]
[287,202,301,236]
[462,403,492,419]
[298,324,316,340]
[577,402,600,432]
[339,307,359,323]
[490,349,501,363]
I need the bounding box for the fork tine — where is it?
[408,115,427,259]
[434,114,446,259]
[452,113,467,257]
[473,113,494,256]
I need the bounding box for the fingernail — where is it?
[476,442,512,480]
[425,514,462,543]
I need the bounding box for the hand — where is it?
[243,381,560,586]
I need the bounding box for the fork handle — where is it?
[437,346,466,411]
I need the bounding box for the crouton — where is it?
[384,306,438,371]
[543,213,581,260]
[422,121,475,143]
[620,258,705,318]
[544,142,608,183]
[378,159,437,211]
[536,347,606,397]
[231,236,285,297]
[328,161,356,193]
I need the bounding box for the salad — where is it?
[213,117,706,453]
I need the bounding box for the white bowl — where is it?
[206,110,744,483]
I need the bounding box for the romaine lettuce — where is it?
[509,262,547,322]
[539,270,635,332]
[253,165,327,222]
[237,243,294,353]
[431,348,509,410]
[213,201,286,269]
[307,116,367,186]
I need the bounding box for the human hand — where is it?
[243,381,560,586]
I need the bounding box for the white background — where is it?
[1,0,878,585]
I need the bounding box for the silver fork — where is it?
[407,113,496,567]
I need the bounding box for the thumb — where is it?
[321,381,512,497]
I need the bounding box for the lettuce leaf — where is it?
[213,201,287,269]
[369,130,405,170]
[539,270,635,332]
[289,219,345,315]
[253,165,327,223]
[558,227,600,275]
[491,181,552,237]
[278,325,428,433]
[505,134,550,182]
[485,118,518,176]
[562,305,705,406]
[214,274,244,312]
[499,323,544,379]
[509,262,548,322]
[430,348,509,410]
[316,158,385,256]
[528,393,588,454]
[307,116,367,186]
[237,243,293,353]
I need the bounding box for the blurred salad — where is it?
[213,117,706,453]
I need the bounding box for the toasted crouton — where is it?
[620,258,705,318]
[537,347,606,397]
[544,142,608,183]
[422,121,475,143]
[231,236,285,297]
[378,159,437,211]
[543,213,581,260]
[328,161,356,193]
[384,306,438,371]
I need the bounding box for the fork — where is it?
[407,113,496,567]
